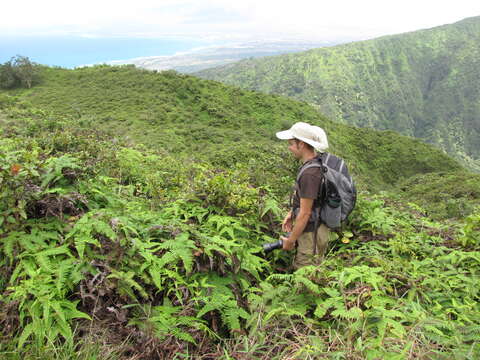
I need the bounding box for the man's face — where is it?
[287,139,302,159]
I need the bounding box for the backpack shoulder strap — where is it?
[321,152,350,178]
[323,152,331,166]
[296,161,323,183]
[321,152,339,170]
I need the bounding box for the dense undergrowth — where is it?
[0,68,479,359]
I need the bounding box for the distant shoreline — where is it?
[0,35,209,69]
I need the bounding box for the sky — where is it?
[3,0,480,42]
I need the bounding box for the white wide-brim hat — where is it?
[276,122,329,152]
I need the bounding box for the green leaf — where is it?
[17,322,35,349]
[36,245,71,258]
[314,301,328,319]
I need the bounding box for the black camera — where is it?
[262,240,283,253]
[262,233,290,253]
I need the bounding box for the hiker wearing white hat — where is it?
[276,122,329,152]
[276,122,330,269]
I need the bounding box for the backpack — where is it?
[296,152,357,229]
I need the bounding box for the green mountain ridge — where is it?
[195,16,480,171]
[0,66,464,188]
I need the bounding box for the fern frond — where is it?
[264,303,306,322]
[199,234,240,257]
[222,304,249,330]
[156,233,196,272]
[148,265,163,291]
[236,249,266,280]
[3,231,24,263]
[60,300,91,320]
[266,273,294,283]
[55,260,75,295]
[17,322,35,349]
[332,307,363,320]
[108,270,148,299]
[296,276,321,294]
[130,305,204,344]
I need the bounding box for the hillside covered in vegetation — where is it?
[0,65,479,359]
[2,65,470,194]
[196,16,480,171]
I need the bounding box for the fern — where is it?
[129,304,209,344]
[197,232,241,258]
[332,307,363,320]
[234,248,266,280]
[296,277,321,295]
[222,302,250,330]
[147,267,163,291]
[337,265,385,291]
[365,305,407,344]
[197,294,249,330]
[260,196,282,219]
[206,215,249,240]
[11,273,90,349]
[156,232,196,273]
[264,302,307,322]
[197,294,228,318]
[3,231,24,263]
[40,155,80,188]
[194,274,250,331]
[266,273,295,283]
[55,259,76,295]
[314,293,345,320]
[34,245,72,274]
[65,212,115,258]
[266,267,321,294]
[107,270,148,299]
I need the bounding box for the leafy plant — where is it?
[458,210,480,247]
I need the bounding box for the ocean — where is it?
[0,36,210,68]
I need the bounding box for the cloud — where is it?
[2,0,479,41]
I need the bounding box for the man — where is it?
[276,122,330,269]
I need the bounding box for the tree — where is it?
[0,61,17,89]
[13,55,37,88]
[0,55,39,89]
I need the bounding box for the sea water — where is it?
[0,36,209,68]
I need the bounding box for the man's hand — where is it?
[281,211,293,232]
[281,235,295,250]
[281,198,313,252]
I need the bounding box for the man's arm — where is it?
[281,210,293,232]
[281,197,313,250]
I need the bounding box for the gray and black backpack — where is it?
[296,153,356,229]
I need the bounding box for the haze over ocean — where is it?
[0,36,211,68]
